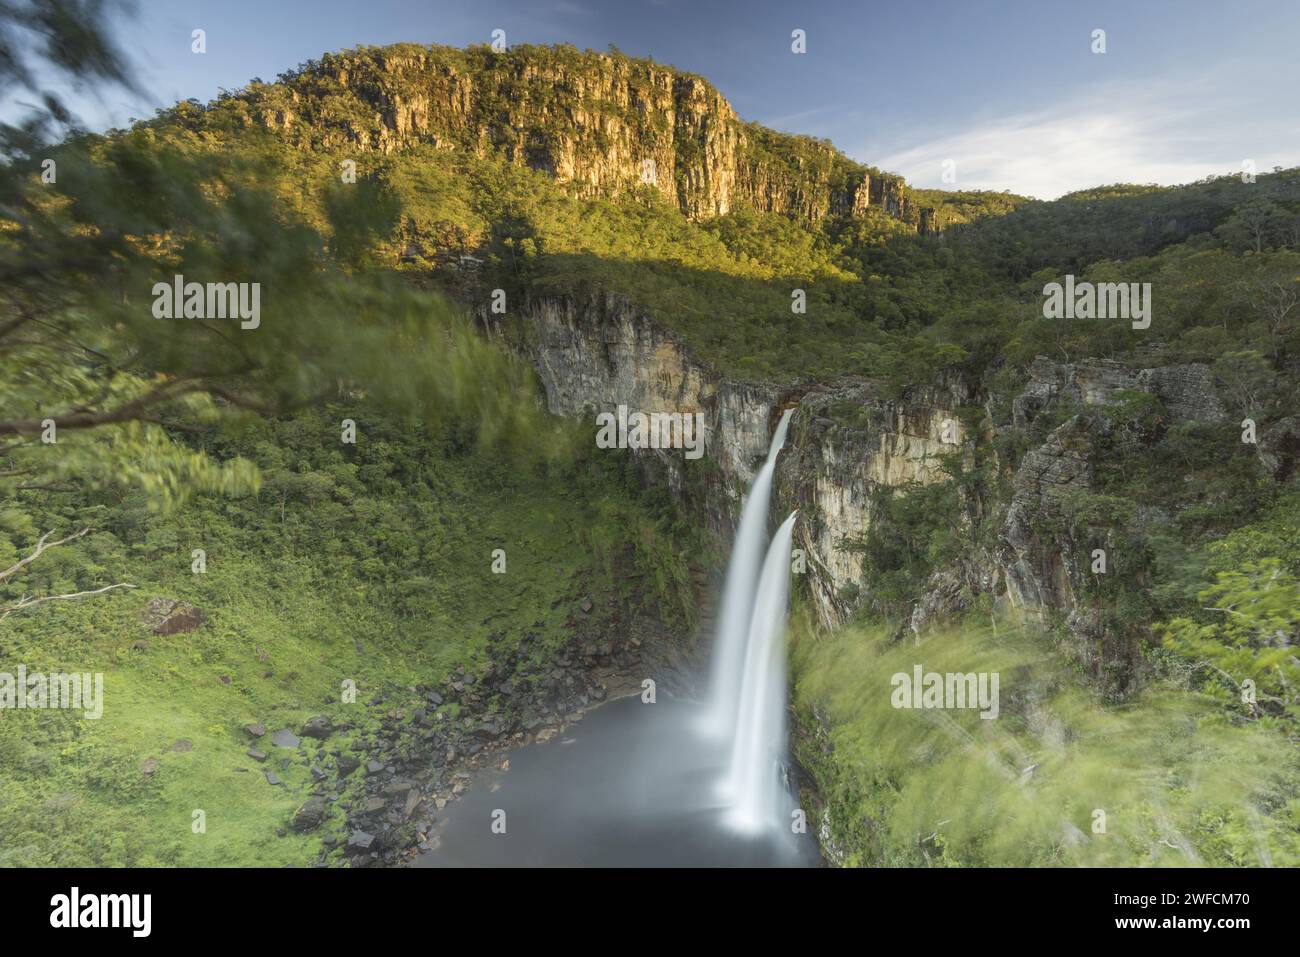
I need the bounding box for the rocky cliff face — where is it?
[995,356,1237,691]
[1002,355,1229,618]
[494,294,1248,681]
[242,43,931,230]
[492,291,967,627]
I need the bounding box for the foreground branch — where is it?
[0,583,137,622]
[0,527,92,583]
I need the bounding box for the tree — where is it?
[1216,199,1288,253]
[1231,254,1300,362]
[1212,350,1275,419]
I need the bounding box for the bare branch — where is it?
[0,527,91,583]
[0,583,137,621]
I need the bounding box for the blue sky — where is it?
[30,0,1300,198]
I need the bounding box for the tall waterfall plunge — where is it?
[699,410,798,833]
[701,408,795,740]
[722,511,798,832]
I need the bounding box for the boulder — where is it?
[346,830,375,853]
[335,754,360,777]
[300,715,334,739]
[271,728,300,748]
[290,797,328,832]
[140,598,205,635]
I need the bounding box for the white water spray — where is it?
[721,511,797,832]
[700,408,794,739]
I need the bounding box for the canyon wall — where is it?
[492,291,969,627]
[492,293,1242,675]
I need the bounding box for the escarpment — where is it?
[232,43,934,230]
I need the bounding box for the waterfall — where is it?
[700,407,794,740]
[721,511,797,832]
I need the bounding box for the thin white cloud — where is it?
[754,104,841,130]
[867,67,1300,199]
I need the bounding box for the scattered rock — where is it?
[580,598,593,614]
[244,723,267,738]
[335,754,360,777]
[141,758,159,777]
[247,748,268,762]
[171,739,193,753]
[300,715,333,740]
[346,830,375,853]
[264,771,283,786]
[271,728,301,748]
[290,797,327,832]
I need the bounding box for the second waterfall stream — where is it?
[701,408,799,832]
